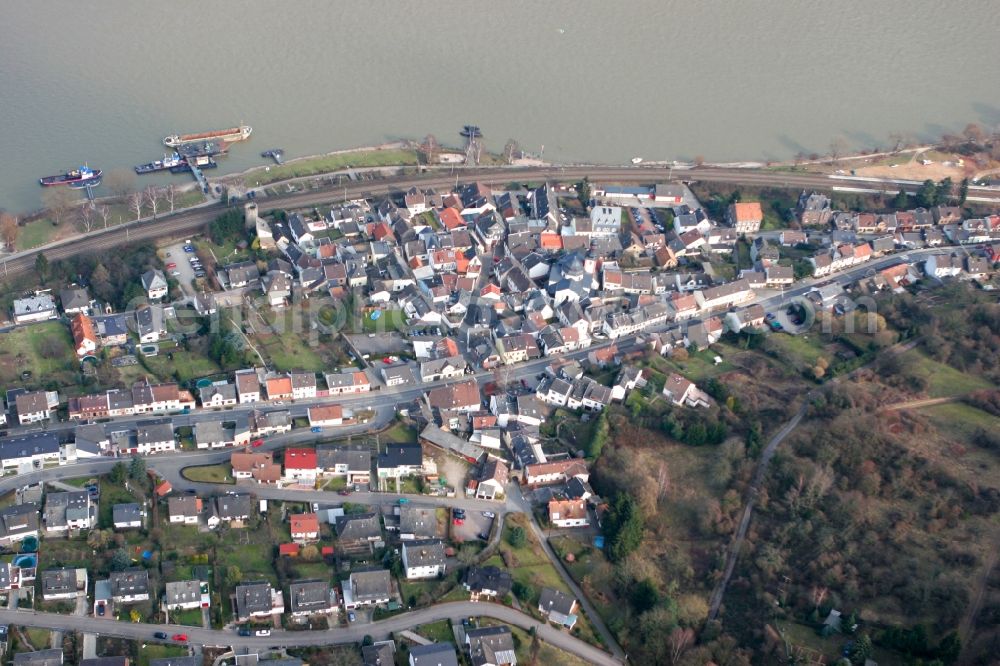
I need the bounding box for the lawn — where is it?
[182,464,234,484]
[138,644,189,666]
[98,480,141,529]
[360,307,407,333]
[38,538,92,569]
[898,349,995,397]
[259,329,327,373]
[0,320,78,389]
[169,607,204,627]
[140,349,223,384]
[414,619,452,644]
[762,331,827,371]
[24,627,51,651]
[382,422,417,444]
[17,219,63,249]
[242,148,418,187]
[194,237,251,265]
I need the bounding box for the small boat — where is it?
[135,153,184,174]
[460,125,482,138]
[170,157,218,174]
[631,157,643,164]
[261,149,284,164]
[39,165,102,187]
[164,124,252,148]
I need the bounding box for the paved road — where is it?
[0,602,621,665]
[4,163,996,280]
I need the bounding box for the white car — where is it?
[255,629,270,637]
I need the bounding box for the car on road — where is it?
[172,634,188,642]
[238,628,251,636]
[194,272,205,278]
[398,498,409,504]
[482,511,495,519]
[348,611,356,622]
[183,245,195,253]
[310,426,322,433]
[338,490,350,496]
[251,439,264,447]
[166,262,177,269]
[255,629,270,637]
[154,632,168,640]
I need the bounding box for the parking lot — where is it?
[160,241,203,297]
[449,508,496,543]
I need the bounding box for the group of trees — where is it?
[602,492,645,562]
[209,209,245,245]
[34,241,160,310]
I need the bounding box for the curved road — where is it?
[4,164,998,281]
[0,602,620,665]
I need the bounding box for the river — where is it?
[2,0,999,213]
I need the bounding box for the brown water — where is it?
[2,0,999,212]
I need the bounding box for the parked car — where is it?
[183,245,195,253]
[338,490,350,496]
[310,426,322,433]
[166,262,177,269]
[255,629,270,637]
[348,612,356,622]
[172,634,188,642]
[482,511,495,519]
[398,498,409,505]
[238,628,251,637]
[154,632,168,640]
[251,439,264,448]
[452,518,464,526]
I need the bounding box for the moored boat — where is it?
[39,165,102,187]
[164,125,252,147]
[135,153,184,174]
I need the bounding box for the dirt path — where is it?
[957,536,1000,665]
[881,396,959,411]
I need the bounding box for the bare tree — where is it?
[503,138,520,165]
[164,183,177,212]
[144,186,160,219]
[103,168,136,201]
[41,186,78,226]
[420,134,439,164]
[77,203,95,233]
[888,132,907,154]
[97,205,111,229]
[828,137,848,163]
[963,122,987,146]
[668,627,695,665]
[127,191,143,221]
[0,211,18,250]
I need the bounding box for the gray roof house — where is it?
[112,503,143,529]
[13,649,65,666]
[465,626,517,666]
[163,580,209,610]
[41,567,87,601]
[287,579,335,616]
[538,587,578,628]
[343,569,393,609]
[462,566,512,600]
[409,643,459,666]
[44,490,95,533]
[334,512,382,544]
[141,269,168,299]
[234,581,284,620]
[109,568,150,603]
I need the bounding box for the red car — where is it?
[166,262,177,269]
[172,634,188,642]
[452,518,464,526]
[250,439,264,448]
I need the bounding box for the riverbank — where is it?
[236,141,420,188]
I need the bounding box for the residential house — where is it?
[316,446,371,486]
[663,373,711,408]
[465,626,517,666]
[288,579,336,617]
[194,418,251,449]
[231,451,282,485]
[377,444,423,479]
[265,376,293,401]
[70,313,98,358]
[538,588,578,629]
[342,569,393,609]
[290,513,320,542]
[112,503,143,530]
[419,356,468,383]
[135,305,166,344]
[522,459,589,487]
[283,448,320,483]
[0,503,40,547]
[426,380,482,413]
[199,384,237,408]
[44,491,96,533]
[475,459,509,501]
[694,279,753,310]
[235,369,263,404]
[223,262,260,289]
[15,391,56,425]
[289,372,317,400]
[92,314,129,346]
[307,404,343,428]
[207,493,252,529]
[408,644,459,666]
[234,581,284,621]
[547,498,589,528]
[324,371,371,395]
[141,270,168,300]
[380,365,414,387]
[396,504,438,540]
[798,191,832,226]
[109,569,150,604]
[133,420,176,454]
[163,580,210,611]
[925,253,964,278]
[41,567,87,601]
[167,496,201,524]
[13,650,65,666]
[463,566,512,602]
[401,539,447,579]
[726,201,763,233]
[334,513,382,545]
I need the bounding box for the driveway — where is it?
[160,241,199,298]
[451,510,494,543]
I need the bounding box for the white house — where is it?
[141,270,168,300]
[401,539,447,580]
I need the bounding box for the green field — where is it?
[138,644,189,666]
[140,349,222,384]
[182,464,234,484]
[259,329,327,373]
[243,148,418,187]
[899,349,995,397]
[0,320,78,389]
